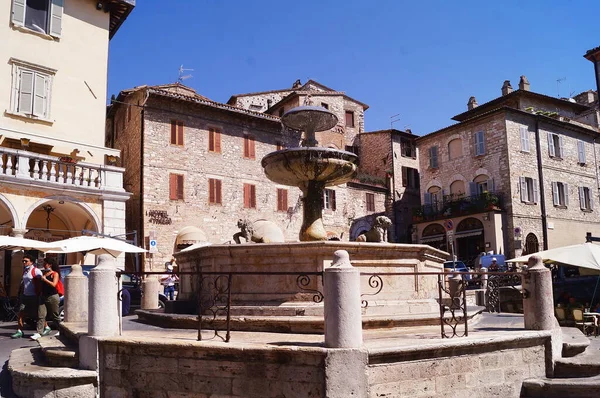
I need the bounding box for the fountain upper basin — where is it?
[261,147,358,188]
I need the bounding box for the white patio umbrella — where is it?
[49,236,146,258]
[507,242,600,271]
[0,235,63,251]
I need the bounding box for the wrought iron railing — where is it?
[413,192,506,222]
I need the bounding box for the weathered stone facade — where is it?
[416,81,600,263]
[108,83,387,270]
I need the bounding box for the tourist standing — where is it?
[11,254,44,340]
[40,258,61,333]
[160,262,179,300]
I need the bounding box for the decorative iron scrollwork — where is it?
[296,274,324,303]
[198,274,231,342]
[361,275,383,308]
[486,274,523,313]
[438,274,468,338]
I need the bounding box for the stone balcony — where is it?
[0,147,126,194]
[413,192,506,223]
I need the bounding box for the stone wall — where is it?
[99,340,326,397]
[367,336,549,397]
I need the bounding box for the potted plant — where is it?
[412,207,424,222]
[482,191,500,210]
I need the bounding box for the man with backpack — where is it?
[11,254,45,340]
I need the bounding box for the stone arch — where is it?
[350,218,372,241]
[444,133,462,147]
[456,217,484,232]
[422,223,445,237]
[447,137,463,160]
[425,179,443,192]
[22,196,100,236]
[420,223,447,252]
[450,180,466,196]
[524,233,539,255]
[0,193,21,230]
[474,168,490,178]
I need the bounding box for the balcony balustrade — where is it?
[413,192,505,223]
[0,147,124,193]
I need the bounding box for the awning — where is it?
[455,229,483,238]
[175,226,207,246]
[420,234,445,243]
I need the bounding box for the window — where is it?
[424,186,442,210]
[277,188,288,212]
[519,177,538,204]
[552,182,568,207]
[208,178,222,205]
[402,167,419,189]
[471,175,494,195]
[401,139,416,158]
[11,0,63,37]
[474,131,485,156]
[345,145,359,156]
[321,102,329,110]
[345,111,355,128]
[448,138,462,160]
[520,126,530,152]
[449,180,465,196]
[170,120,184,146]
[366,193,375,212]
[548,133,564,159]
[249,104,262,111]
[243,134,255,159]
[323,189,336,210]
[276,141,285,151]
[577,140,587,164]
[243,183,256,208]
[10,61,54,119]
[579,186,593,210]
[169,174,184,200]
[429,146,439,168]
[209,128,221,152]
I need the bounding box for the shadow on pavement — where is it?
[0,361,15,398]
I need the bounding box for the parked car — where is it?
[443,261,472,281]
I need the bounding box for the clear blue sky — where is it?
[107,0,600,136]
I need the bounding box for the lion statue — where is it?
[233,219,285,244]
[355,216,392,243]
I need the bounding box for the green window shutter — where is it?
[12,0,25,27]
[18,69,34,114]
[33,73,48,118]
[49,0,64,37]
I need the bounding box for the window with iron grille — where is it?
[208,178,222,205]
[169,174,184,200]
[170,120,184,146]
[209,128,221,152]
[277,188,288,212]
[243,183,256,208]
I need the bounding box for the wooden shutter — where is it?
[331,190,336,211]
[469,182,477,196]
[548,133,555,157]
[216,179,222,204]
[244,136,249,157]
[475,132,485,156]
[520,126,530,152]
[215,130,221,153]
[209,179,215,203]
[177,175,184,199]
[33,73,47,117]
[249,135,255,159]
[170,121,177,144]
[11,0,25,26]
[345,111,354,127]
[590,188,594,210]
[558,136,564,158]
[277,189,287,211]
[177,121,184,145]
[244,184,255,208]
[18,70,34,114]
[487,178,495,192]
[424,193,432,206]
[578,140,586,164]
[533,179,539,204]
[243,184,249,207]
[401,166,408,187]
[519,177,527,202]
[49,0,64,37]
[552,182,559,205]
[564,183,569,206]
[579,187,585,209]
[169,174,177,200]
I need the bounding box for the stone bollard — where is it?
[81,254,119,370]
[141,276,160,310]
[481,268,488,290]
[324,250,363,348]
[64,264,88,323]
[523,255,555,330]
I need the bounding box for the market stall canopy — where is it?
[0,235,63,251]
[48,236,146,258]
[507,242,600,271]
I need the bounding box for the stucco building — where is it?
[414,71,600,265]
[107,81,396,271]
[0,0,134,295]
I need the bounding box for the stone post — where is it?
[81,254,118,370]
[141,276,160,309]
[324,250,363,348]
[448,274,463,309]
[323,250,367,397]
[64,264,88,322]
[523,255,555,330]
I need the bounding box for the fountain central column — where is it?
[300,180,327,241]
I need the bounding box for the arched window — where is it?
[448,138,462,160]
[525,233,539,255]
[471,174,493,195]
[450,180,465,196]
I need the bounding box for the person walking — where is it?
[40,258,61,333]
[11,254,44,340]
[160,262,179,300]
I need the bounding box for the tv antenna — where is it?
[556,77,566,97]
[390,113,401,129]
[177,65,194,83]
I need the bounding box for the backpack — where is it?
[54,272,65,296]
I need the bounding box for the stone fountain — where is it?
[261,103,358,241]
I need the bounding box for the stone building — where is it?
[107,81,389,270]
[414,72,600,265]
[0,0,133,295]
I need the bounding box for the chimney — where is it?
[502,80,513,96]
[467,96,478,110]
[292,79,302,89]
[519,75,530,91]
